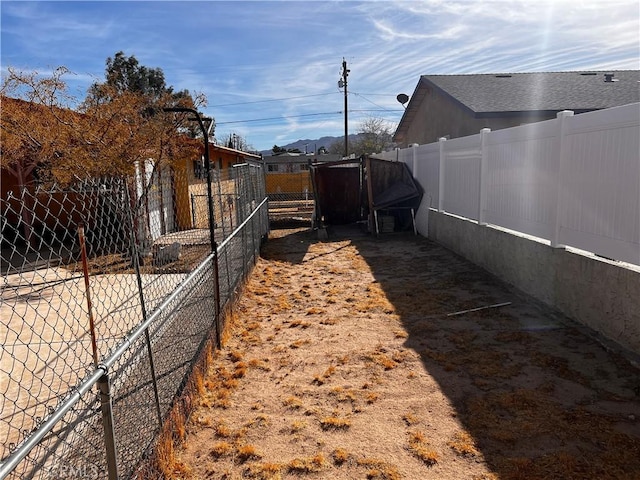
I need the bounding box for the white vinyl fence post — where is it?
[411,143,419,180]
[438,137,447,211]
[551,110,574,248]
[478,128,491,225]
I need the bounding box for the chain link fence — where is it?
[264,158,314,225]
[1,160,268,479]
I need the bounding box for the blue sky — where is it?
[2,0,639,152]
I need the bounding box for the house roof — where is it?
[208,142,261,160]
[394,70,640,141]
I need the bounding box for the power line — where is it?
[351,91,399,112]
[216,111,342,125]
[350,109,404,113]
[349,92,397,96]
[209,92,339,108]
[217,109,401,127]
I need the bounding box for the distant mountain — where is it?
[260,134,363,155]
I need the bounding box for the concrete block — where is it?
[424,209,640,355]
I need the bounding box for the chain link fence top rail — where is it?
[1,160,268,479]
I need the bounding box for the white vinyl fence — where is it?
[377,103,640,266]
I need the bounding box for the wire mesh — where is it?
[1,159,268,479]
[264,159,314,225]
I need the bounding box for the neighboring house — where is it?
[393,70,640,147]
[173,143,262,230]
[262,152,342,199]
[206,143,262,172]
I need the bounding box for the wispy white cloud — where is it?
[371,19,467,42]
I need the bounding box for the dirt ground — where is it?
[172,226,640,480]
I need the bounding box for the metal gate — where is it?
[264,155,314,225]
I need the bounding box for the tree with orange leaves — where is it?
[1,56,207,246]
[1,56,207,187]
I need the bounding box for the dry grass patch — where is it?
[306,306,326,315]
[246,321,261,331]
[313,365,337,385]
[402,412,419,426]
[221,378,239,391]
[465,390,554,443]
[356,283,395,314]
[215,422,232,438]
[192,368,206,397]
[332,448,351,465]
[287,453,326,473]
[319,317,339,325]
[288,318,311,328]
[369,352,398,370]
[233,361,248,378]
[394,330,409,339]
[248,358,271,371]
[448,430,479,457]
[247,285,272,296]
[464,387,630,462]
[408,430,438,466]
[320,416,351,430]
[391,349,410,364]
[357,458,401,480]
[245,462,283,480]
[330,386,358,403]
[365,392,379,404]
[289,420,307,433]
[448,331,477,347]
[210,441,233,458]
[283,395,304,409]
[228,349,244,362]
[275,295,292,312]
[244,414,270,429]
[239,328,261,345]
[290,339,311,349]
[236,444,262,462]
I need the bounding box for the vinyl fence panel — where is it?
[414,143,440,210]
[484,118,559,240]
[559,104,640,264]
[383,102,640,266]
[441,134,481,221]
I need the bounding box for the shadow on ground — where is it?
[263,225,640,479]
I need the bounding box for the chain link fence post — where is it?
[98,374,119,480]
[124,179,163,429]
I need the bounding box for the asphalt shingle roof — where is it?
[422,70,640,114]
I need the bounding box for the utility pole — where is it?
[340,58,350,158]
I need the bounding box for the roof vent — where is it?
[580,72,597,76]
[495,74,512,78]
[604,73,617,82]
